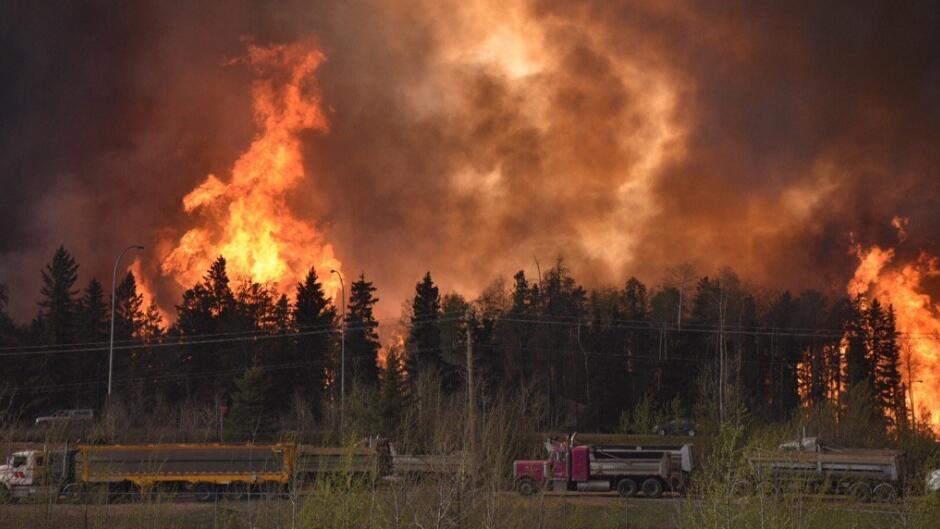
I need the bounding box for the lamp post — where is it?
[330,269,346,430]
[109,245,144,398]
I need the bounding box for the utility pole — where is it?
[718,287,725,424]
[330,269,346,432]
[466,308,475,452]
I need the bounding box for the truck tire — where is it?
[617,478,638,498]
[849,482,872,503]
[194,483,218,502]
[61,483,84,504]
[872,483,897,503]
[517,477,537,496]
[0,486,11,504]
[642,478,664,498]
[224,482,247,501]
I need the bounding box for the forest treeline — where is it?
[0,246,923,442]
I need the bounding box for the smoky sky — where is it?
[1,0,939,322]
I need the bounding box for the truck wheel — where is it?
[849,482,872,503]
[517,477,537,496]
[872,483,896,503]
[225,483,247,501]
[617,478,638,498]
[642,478,664,498]
[61,483,84,504]
[0,486,12,504]
[194,483,218,502]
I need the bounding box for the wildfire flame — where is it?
[161,40,342,301]
[848,223,940,433]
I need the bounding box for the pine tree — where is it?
[174,256,240,399]
[140,302,165,340]
[78,279,109,342]
[407,272,443,379]
[346,274,381,387]
[33,246,81,410]
[113,272,144,341]
[292,267,337,415]
[501,271,535,384]
[843,295,872,390]
[37,245,80,346]
[77,278,109,405]
[111,271,146,387]
[205,256,235,318]
[226,367,277,440]
[379,346,408,434]
[873,304,905,430]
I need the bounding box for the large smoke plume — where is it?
[1,0,939,321]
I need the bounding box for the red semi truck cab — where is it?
[514,436,693,498]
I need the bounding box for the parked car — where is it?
[34,409,94,426]
[653,419,697,436]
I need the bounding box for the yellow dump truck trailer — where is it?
[1,443,295,502]
[77,443,294,497]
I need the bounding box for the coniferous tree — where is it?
[33,246,81,410]
[226,366,277,440]
[113,272,144,341]
[873,304,905,430]
[78,279,109,342]
[407,272,443,379]
[37,246,80,345]
[346,274,381,387]
[764,291,800,420]
[500,271,536,384]
[174,256,239,399]
[111,272,146,390]
[292,267,336,416]
[379,345,408,435]
[77,278,109,405]
[843,295,872,390]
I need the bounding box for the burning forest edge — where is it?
[3,2,940,526]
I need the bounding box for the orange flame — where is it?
[848,230,940,432]
[161,40,342,301]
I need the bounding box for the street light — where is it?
[330,269,346,430]
[109,245,144,397]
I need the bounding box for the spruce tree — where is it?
[292,267,337,416]
[873,304,905,430]
[407,272,442,379]
[346,274,381,387]
[175,256,239,398]
[78,279,109,342]
[379,346,407,434]
[37,245,80,346]
[111,272,145,386]
[33,246,80,410]
[77,278,109,405]
[843,295,872,390]
[226,366,277,440]
[113,272,144,341]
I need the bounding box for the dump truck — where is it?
[0,443,294,502]
[743,438,905,502]
[0,439,455,502]
[513,435,694,498]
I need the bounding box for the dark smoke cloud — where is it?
[1,0,939,322]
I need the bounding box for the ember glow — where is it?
[848,227,940,432]
[160,41,342,300]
